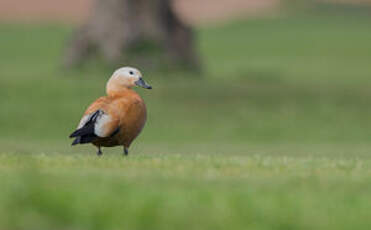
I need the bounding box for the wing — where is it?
[69,98,120,145]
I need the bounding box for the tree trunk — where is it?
[64,0,200,70]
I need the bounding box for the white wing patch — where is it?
[77,114,91,129]
[94,113,112,137]
[77,110,115,138]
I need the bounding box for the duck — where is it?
[69,67,152,156]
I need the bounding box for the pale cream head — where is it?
[106,67,152,95]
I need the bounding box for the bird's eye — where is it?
[129,71,134,75]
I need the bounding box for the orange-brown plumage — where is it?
[69,67,152,156]
[89,90,147,148]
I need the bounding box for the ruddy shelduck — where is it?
[69,67,152,156]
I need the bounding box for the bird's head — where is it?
[106,67,152,94]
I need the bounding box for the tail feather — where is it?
[70,110,101,145]
[69,124,95,138]
[71,137,81,146]
[79,134,98,144]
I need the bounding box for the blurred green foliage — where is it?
[1,7,371,230]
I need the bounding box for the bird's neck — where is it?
[106,84,137,97]
[106,78,134,96]
[107,87,135,96]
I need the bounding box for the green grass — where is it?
[1,8,371,230]
[1,152,371,230]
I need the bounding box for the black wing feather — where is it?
[69,110,101,145]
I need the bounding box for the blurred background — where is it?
[1,1,371,229]
[1,0,371,154]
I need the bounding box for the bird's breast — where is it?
[116,95,147,147]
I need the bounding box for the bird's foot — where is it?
[97,147,103,156]
[123,147,129,156]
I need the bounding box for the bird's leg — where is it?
[123,147,129,156]
[97,146,103,156]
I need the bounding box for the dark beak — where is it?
[135,78,152,89]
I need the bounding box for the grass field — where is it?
[1,7,371,230]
